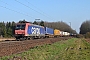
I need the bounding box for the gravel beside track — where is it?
[0,38,15,41]
[0,37,71,57]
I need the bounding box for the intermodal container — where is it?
[67,32,70,36]
[54,29,60,35]
[60,31,63,36]
[27,24,45,36]
[63,32,69,36]
[62,32,66,36]
[45,27,54,35]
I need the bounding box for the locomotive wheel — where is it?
[26,37,34,40]
[30,37,34,40]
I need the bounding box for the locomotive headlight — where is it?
[16,32,18,34]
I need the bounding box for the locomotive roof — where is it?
[16,23,44,28]
[30,24,44,28]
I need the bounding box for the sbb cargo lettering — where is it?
[31,27,40,34]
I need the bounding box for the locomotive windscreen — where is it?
[15,24,26,30]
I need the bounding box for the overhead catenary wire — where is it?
[0,0,56,21]
[0,0,35,19]
[25,0,55,20]
[25,0,45,15]
[14,0,55,21]
[0,5,34,18]
[14,0,46,16]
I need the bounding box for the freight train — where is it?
[14,23,70,40]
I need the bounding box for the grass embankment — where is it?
[0,38,90,60]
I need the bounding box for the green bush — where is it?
[76,34,84,38]
[85,32,90,38]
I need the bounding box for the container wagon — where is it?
[15,23,45,40]
[62,32,70,37]
[54,29,61,37]
[45,27,54,38]
[60,31,64,37]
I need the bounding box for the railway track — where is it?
[0,37,71,57]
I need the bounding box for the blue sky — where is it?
[0,0,90,33]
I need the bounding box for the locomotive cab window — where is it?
[15,24,26,30]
